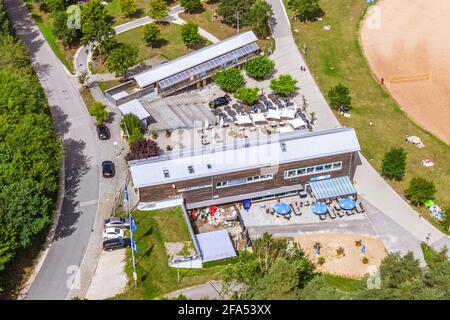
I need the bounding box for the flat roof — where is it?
[118,99,150,120]
[133,31,258,88]
[130,127,361,188]
[310,176,357,200]
[196,230,236,262]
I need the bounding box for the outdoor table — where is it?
[274,203,291,215]
[311,203,328,215]
[339,197,356,210]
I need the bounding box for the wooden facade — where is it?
[138,152,356,205]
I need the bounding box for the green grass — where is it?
[323,274,365,293]
[98,79,123,93]
[29,4,75,73]
[114,208,225,300]
[79,87,96,110]
[285,0,450,233]
[420,242,440,266]
[107,0,147,26]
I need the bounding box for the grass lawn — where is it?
[323,273,365,293]
[106,0,147,26]
[114,207,225,300]
[28,2,76,73]
[98,79,123,93]
[285,0,450,233]
[420,242,441,266]
[79,87,96,111]
[179,2,275,53]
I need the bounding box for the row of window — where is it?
[216,174,274,189]
[284,161,342,179]
[177,184,212,193]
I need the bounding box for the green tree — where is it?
[129,128,144,146]
[180,0,202,13]
[441,206,450,231]
[246,0,273,37]
[148,0,169,20]
[244,55,275,79]
[142,23,161,47]
[121,113,142,135]
[270,74,298,96]
[381,147,407,180]
[379,252,422,289]
[106,43,138,77]
[0,34,32,74]
[211,68,245,92]
[80,0,115,46]
[234,87,259,105]
[217,0,255,26]
[288,0,324,22]
[181,21,201,49]
[89,101,109,124]
[405,177,436,206]
[52,10,80,47]
[44,0,65,13]
[327,83,352,110]
[120,0,137,16]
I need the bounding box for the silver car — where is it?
[104,217,130,229]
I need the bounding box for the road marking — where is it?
[77,199,98,209]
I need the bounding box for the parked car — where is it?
[96,124,110,140]
[102,160,115,178]
[209,96,229,108]
[104,217,130,229]
[102,227,124,240]
[103,238,131,251]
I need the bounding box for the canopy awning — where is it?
[118,99,150,120]
[236,114,252,125]
[289,118,308,129]
[280,108,296,119]
[195,230,237,263]
[251,113,268,123]
[266,109,281,120]
[310,176,357,201]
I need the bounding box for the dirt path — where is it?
[360,0,450,144]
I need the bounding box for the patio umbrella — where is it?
[311,203,328,215]
[210,205,217,216]
[274,203,291,215]
[339,198,356,210]
[361,244,366,254]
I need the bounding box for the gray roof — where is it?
[196,230,236,262]
[310,176,357,200]
[129,127,361,188]
[133,31,258,88]
[118,99,150,120]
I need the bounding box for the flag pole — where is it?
[126,185,138,288]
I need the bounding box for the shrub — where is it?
[288,0,324,22]
[355,240,362,247]
[234,87,259,105]
[166,145,173,151]
[269,74,298,96]
[327,83,352,110]
[336,246,345,256]
[89,101,108,124]
[317,256,326,266]
[181,21,201,49]
[244,56,275,79]
[212,68,245,93]
[381,147,407,180]
[129,127,144,146]
[120,113,142,135]
[120,0,137,17]
[362,256,369,264]
[125,138,161,161]
[405,177,436,206]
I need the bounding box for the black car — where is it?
[102,160,115,178]
[209,96,229,108]
[103,238,131,251]
[96,124,110,140]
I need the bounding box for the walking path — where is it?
[266,0,450,257]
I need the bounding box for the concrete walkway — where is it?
[166,281,226,300]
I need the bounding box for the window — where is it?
[315,165,324,173]
[284,161,344,179]
[177,184,212,192]
[163,169,170,178]
[333,162,342,169]
[216,174,273,189]
[188,166,194,174]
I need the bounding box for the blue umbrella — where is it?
[362,244,366,254]
[311,203,328,215]
[339,197,356,210]
[315,244,320,255]
[274,203,291,215]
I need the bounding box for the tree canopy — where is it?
[217,0,255,26]
[234,87,259,105]
[125,139,162,161]
[88,101,109,124]
[288,0,324,22]
[244,55,275,79]
[120,0,137,17]
[212,68,245,93]
[327,83,352,110]
[142,23,161,47]
[180,21,202,48]
[246,0,273,37]
[148,0,169,20]
[106,43,139,77]
[405,177,436,206]
[80,0,115,46]
[270,74,298,96]
[180,0,202,13]
[381,147,407,180]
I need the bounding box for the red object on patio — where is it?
[191,209,198,220]
[210,205,217,216]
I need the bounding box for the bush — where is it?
[181,21,202,49]
[120,0,137,17]
[89,101,108,124]
[336,247,345,257]
[355,240,362,247]
[269,74,298,96]
[180,0,202,13]
[362,256,369,264]
[125,139,161,161]
[244,56,275,79]
[381,147,407,180]
[405,177,436,206]
[234,87,259,105]
[327,83,352,110]
[288,0,324,22]
[212,68,245,93]
[120,113,142,135]
[148,0,169,19]
[129,128,144,146]
[166,145,172,151]
[317,256,326,266]
[142,23,161,47]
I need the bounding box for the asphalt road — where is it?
[4,0,100,299]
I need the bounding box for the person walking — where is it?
[380,77,384,85]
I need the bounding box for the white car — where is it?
[103,227,125,241]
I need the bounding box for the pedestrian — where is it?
[381,77,384,85]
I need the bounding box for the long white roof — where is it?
[118,99,150,120]
[134,31,258,88]
[129,127,361,188]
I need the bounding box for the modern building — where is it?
[129,127,361,210]
[106,31,260,105]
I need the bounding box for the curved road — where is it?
[4,0,100,299]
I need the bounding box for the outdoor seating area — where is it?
[211,94,311,135]
[312,196,366,221]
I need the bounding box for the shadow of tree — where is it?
[136,243,154,266]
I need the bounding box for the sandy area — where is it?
[360,0,450,144]
[295,233,387,278]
